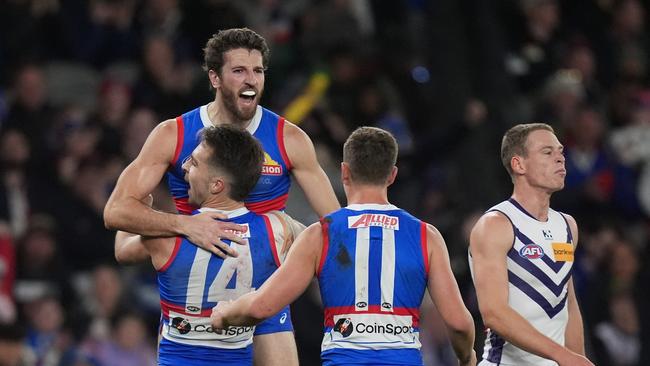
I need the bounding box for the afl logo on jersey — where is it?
[519,244,545,259]
[262,152,283,176]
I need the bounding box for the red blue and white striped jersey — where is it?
[317,204,429,366]
[166,105,292,215]
[158,207,287,365]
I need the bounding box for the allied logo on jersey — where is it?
[262,152,283,176]
[171,317,192,334]
[348,214,400,230]
[519,243,545,259]
[542,229,553,240]
[334,318,354,338]
[224,223,251,238]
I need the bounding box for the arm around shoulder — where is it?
[103,119,183,236]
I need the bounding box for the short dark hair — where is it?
[501,123,555,177]
[343,127,398,185]
[203,28,270,75]
[200,125,263,201]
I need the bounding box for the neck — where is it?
[207,100,251,128]
[201,195,246,212]
[345,184,390,205]
[511,184,552,221]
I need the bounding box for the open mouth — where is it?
[239,90,256,103]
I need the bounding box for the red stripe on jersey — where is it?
[420,222,429,277]
[173,197,196,215]
[245,194,288,214]
[159,237,182,272]
[160,299,211,319]
[277,117,292,171]
[324,306,420,328]
[171,116,184,166]
[316,218,330,277]
[263,215,281,267]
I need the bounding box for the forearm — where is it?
[483,307,567,362]
[221,292,266,327]
[114,231,150,264]
[565,306,585,354]
[104,196,184,237]
[447,311,476,364]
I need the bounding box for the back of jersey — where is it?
[317,203,429,366]
[157,207,283,365]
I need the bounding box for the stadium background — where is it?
[0,0,648,365]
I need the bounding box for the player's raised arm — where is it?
[211,222,322,328]
[424,224,476,366]
[283,121,340,217]
[470,212,593,366]
[103,119,246,258]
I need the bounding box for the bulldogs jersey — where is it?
[166,105,292,215]
[469,198,575,366]
[158,207,291,365]
[317,204,429,366]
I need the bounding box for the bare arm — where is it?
[211,223,322,327]
[562,214,586,355]
[103,119,245,258]
[114,231,150,264]
[425,224,476,366]
[470,212,593,366]
[283,121,340,217]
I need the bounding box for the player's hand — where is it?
[211,301,232,330]
[459,350,477,366]
[556,350,595,366]
[180,211,248,258]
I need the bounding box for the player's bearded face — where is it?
[221,84,261,122]
[218,49,265,123]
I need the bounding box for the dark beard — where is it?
[220,87,258,123]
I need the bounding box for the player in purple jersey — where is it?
[115,125,295,365]
[211,127,476,366]
[469,123,594,366]
[104,28,339,365]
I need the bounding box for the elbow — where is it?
[480,307,503,331]
[103,203,119,230]
[114,246,128,264]
[446,309,475,337]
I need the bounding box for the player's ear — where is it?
[386,166,398,186]
[511,155,525,175]
[209,177,226,195]
[341,162,351,186]
[208,69,221,89]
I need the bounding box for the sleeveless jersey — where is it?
[317,203,429,366]
[166,105,292,215]
[157,207,291,365]
[469,198,575,366]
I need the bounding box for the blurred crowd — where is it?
[0,0,648,365]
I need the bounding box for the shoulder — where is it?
[558,211,579,246]
[470,211,515,252]
[282,120,312,146]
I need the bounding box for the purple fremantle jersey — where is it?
[166,105,292,215]
[469,198,575,366]
[157,207,291,365]
[317,203,430,366]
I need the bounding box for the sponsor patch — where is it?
[348,214,399,230]
[552,243,574,262]
[262,152,283,176]
[519,243,545,259]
